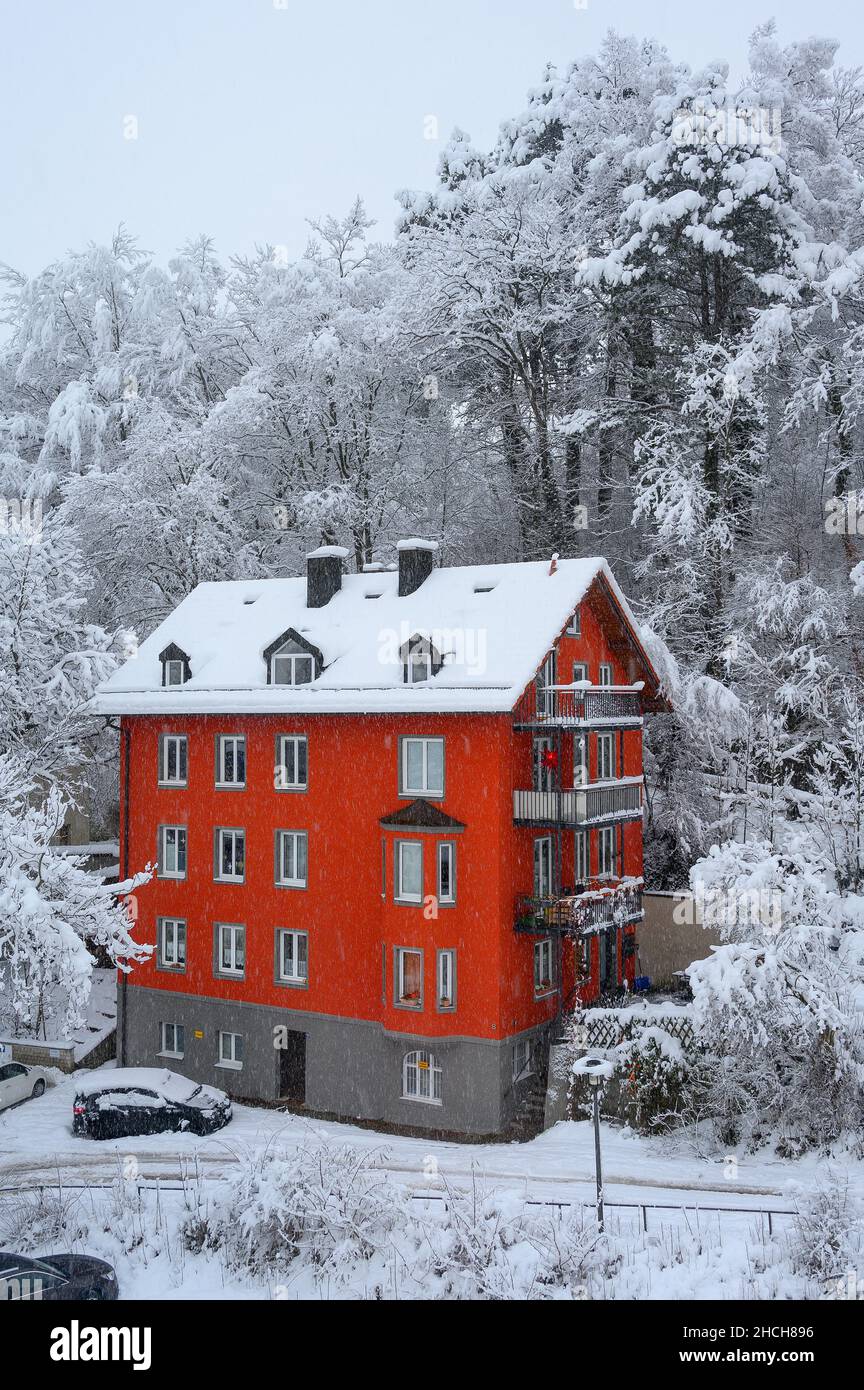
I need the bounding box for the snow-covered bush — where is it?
[615,1030,694,1134]
[787,1169,864,1288]
[181,1141,403,1284]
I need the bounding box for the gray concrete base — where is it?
[116,984,548,1137]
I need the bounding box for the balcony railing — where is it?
[514,683,644,729]
[515,879,644,935]
[513,777,643,827]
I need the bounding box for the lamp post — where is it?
[572,1054,614,1234]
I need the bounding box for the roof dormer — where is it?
[159,643,191,688]
[400,633,443,685]
[264,629,324,686]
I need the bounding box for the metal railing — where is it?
[515,684,643,728]
[513,778,643,827]
[515,882,643,935]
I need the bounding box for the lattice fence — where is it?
[572,1008,694,1052]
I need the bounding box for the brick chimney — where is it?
[306,546,350,608]
[397,538,439,597]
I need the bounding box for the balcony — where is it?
[515,879,644,935]
[514,683,644,730]
[513,777,643,828]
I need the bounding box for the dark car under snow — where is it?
[72,1067,232,1140]
[1,1250,119,1301]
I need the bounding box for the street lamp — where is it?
[572,1054,614,1233]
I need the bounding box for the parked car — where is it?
[0,1250,118,1301]
[72,1067,232,1140]
[0,1061,49,1113]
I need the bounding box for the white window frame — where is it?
[534,938,554,997]
[408,650,432,684]
[158,917,186,970]
[395,947,423,1009]
[533,736,555,793]
[272,649,314,687]
[395,840,423,904]
[217,1030,243,1069]
[158,825,187,880]
[275,735,308,791]
[573,732,589,787]
[216,922,245,977]
[536,651,557,717]
[402,1050,442,1105]
[159,1022,185,1059]
[215,827,245,883]
[574,831,590,884]
[436,948,456,1011]
[598,825,617,879]
[598,663,614,687]
[400,737,445,798]
[164,659,186,688]
[597,732,616,782]
[276,928,309,985]
[276,830,308,889]
[534,836,553,899]
[567,609,582,637]
[437,841,456,905]
[159,734,187,787]
[216,734,246,788]
[572,661,589,684]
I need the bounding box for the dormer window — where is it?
[264,629,324,687]
[400,634,443,685]
[159,644,191,688]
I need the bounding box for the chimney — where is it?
[306,546,350,608]
[397,538,439,597]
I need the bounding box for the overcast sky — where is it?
[2,0,863,277]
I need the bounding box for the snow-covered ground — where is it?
[0,967,117,1064]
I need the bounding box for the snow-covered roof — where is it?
[91,556,652,716]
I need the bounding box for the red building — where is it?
[94,542,663,1136]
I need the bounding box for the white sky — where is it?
[1,0,863,276]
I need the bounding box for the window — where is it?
[597,732,616,781]
[572,661,589,684]
[158,917,186,971]
[276,830,308,888]
[396,841,423,903]
[395,947,423,1008]
[574,831,590,884]
[534,939,554,996]
[160,645,190,687]
[159,1022,185,1058]
[437,842,456,905]
[218,1031,243,1069]
[276,929,308,985]
[272,643,314,686]
[573,732,589,786]
[216,923,245,977]
[598,826,618,879]
[513,1037,532,1081]
[437,949,456,1011]
[599,663,614,687]
[535,651,557,717]
[215,828,245,882]
[158,825,187,879]
[216,735,246,788]
[567,609,582,637]
[408,649,432,683]
[159,735,187,787]
[402,1050,442,1105]
[400,737,444,798]
[165,661,186,687]
[275,735,308,791]
[533,737,555,792]
[534,836,553,899]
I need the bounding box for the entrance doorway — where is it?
[278,1030,307,1103]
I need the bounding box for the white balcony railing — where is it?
[513,777,644,827]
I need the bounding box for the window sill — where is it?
[215,1061,243,1072]
[534,986,556,1000]
[214,877,245,886]
[395,1000,423,1011]
[400,790,444,801]
[275,880,307,891]
[158,873,187,882]
[394,897,423,907]
[275,785,308,794]
[214,971,245,982]
[157,1051,184,1061]
[275,977,308,989]
[215,784,247,792]
[158,781,188,790]
[402,1095,443,1107]
[156,963,186,974]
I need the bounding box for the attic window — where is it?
[243,596,259,607]
[474,585,496,594]
[567,608,582,637]
[400,634,443,685]
[365,592,383,600]
[263,628,324,687]
[159,644,191,688]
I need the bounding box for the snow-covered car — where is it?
[72,1067,232,1140]
[0,1060,49,1112]
[0,1250,118,1301]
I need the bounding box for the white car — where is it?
[0,1061,49,1112]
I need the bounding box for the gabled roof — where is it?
[380,800,467,832]
[90,556,663,716]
